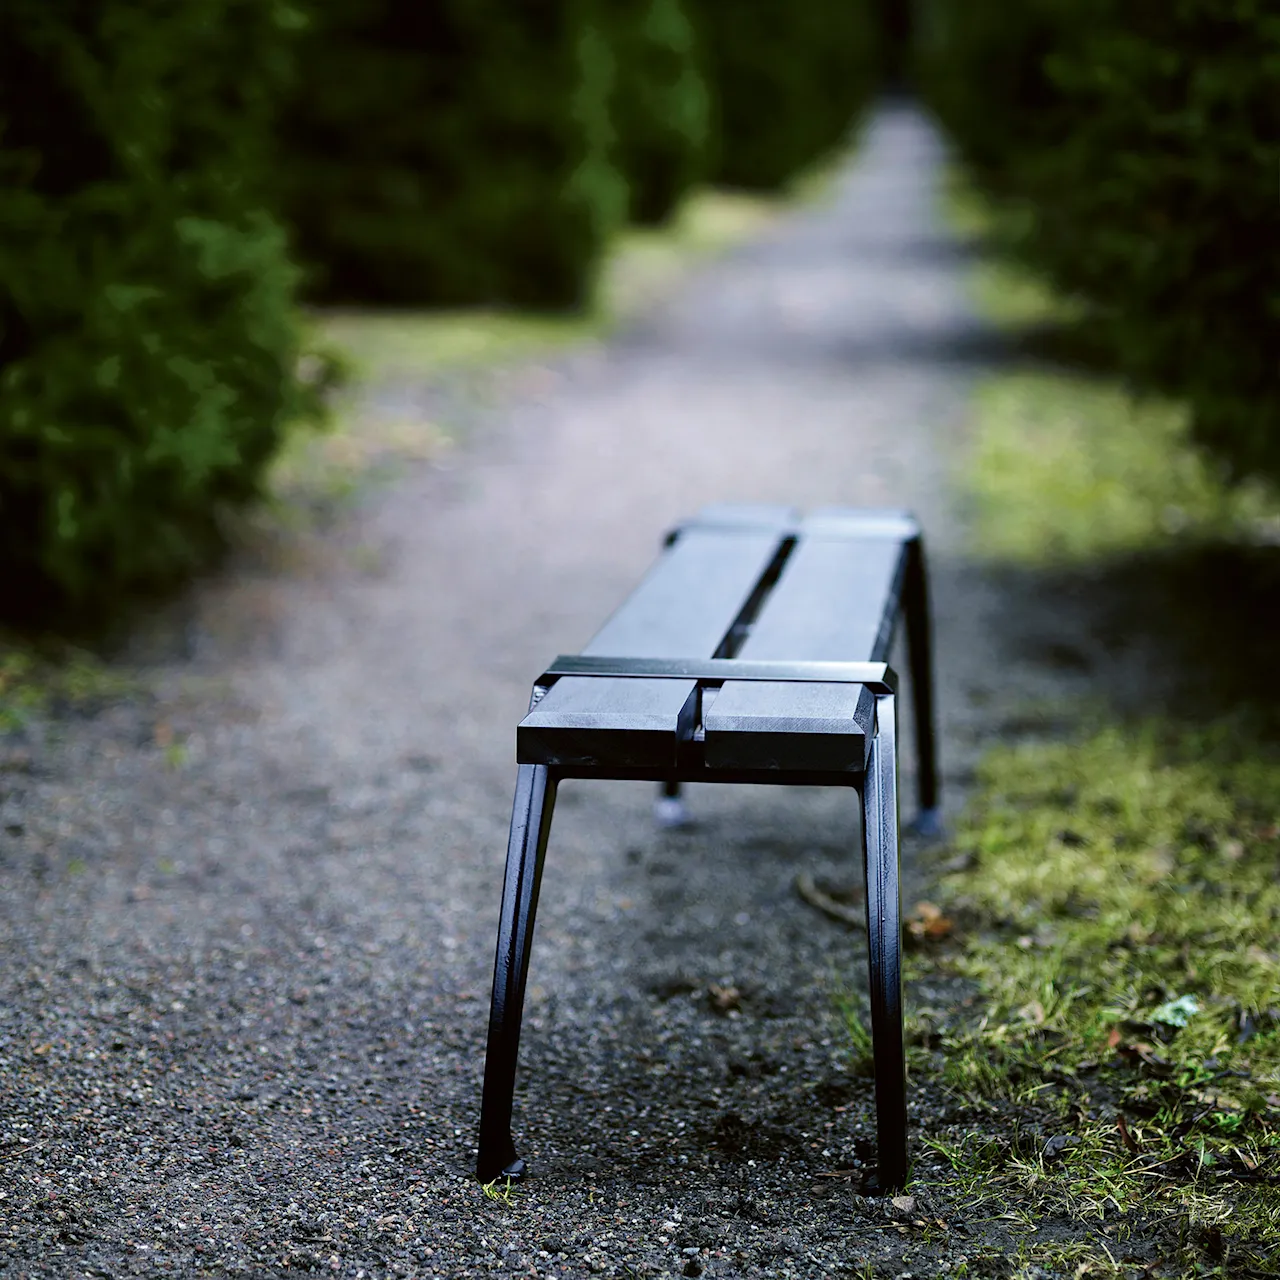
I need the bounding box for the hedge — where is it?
[922,0,1280,486]
[0,0,316,625]
[278,0,625,308]
[689,0,880,190]
[609,0,709,225]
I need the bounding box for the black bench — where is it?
[476,505,940,1192]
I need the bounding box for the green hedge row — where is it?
[921,0,1280,485]
[610,0,709,225]
[278,0,882,301]
[690,0,881,190]
[277,1,626,308]
[1,0,885,625]
[0,0,318,625]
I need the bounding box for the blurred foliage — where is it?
[688,0,881,190]
[919,0,1280,488]
[0,0,888,626]
[0,0,322,628]
[278,0,626,308]
[609,0,709,225]
[0,642,139,733]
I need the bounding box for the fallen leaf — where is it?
[906,902,952,941]
[1108,1027,1160,1063]
[707,984,741,1013]
[1117,1113,1142,1154]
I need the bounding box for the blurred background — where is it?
[0,0,1276,631]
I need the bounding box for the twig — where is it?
[794,871,864,929]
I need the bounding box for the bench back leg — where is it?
[904,536,942,834]
[654,778,691,829]
[477,763,559,1182]
[862,693,909,1191]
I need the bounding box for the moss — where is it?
[904,723,1280,1271]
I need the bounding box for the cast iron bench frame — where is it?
[475,505,940,1192]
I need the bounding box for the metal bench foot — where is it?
[476,764,558,1183]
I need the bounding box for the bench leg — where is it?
[476,763,558,1182]
[904,536,942,837]
[654,778,691,829]
[862,693,909,1192]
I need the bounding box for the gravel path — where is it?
[0,105,1083,1278]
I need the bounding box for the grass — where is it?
[859,176,1280,1277]
[906,723,1280,1274]
[966,375,1275,565]
[0,645,139,733]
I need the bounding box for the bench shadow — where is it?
[985,538,1280,735]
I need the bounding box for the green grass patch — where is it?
[903,722,1280,1273]
[951,173,1277,567]
[966,375,1274,565]
[0,643,139,733]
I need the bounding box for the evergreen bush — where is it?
[279,0,625,308]
[922,0,1280,485]
[609,0,709,225]
[1020,0,1280,484]
[688,0,880,190]
[0,0,316,625]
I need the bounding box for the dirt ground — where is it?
[0,104,1251,1279]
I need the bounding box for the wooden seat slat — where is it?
[704,511,911,772]
[518,526,787,768]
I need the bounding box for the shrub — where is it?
[688,0,880,190]
[278,0,625,308]
[1019,0,1280,484]
[0,0,316,626]
[922,0,1280,485]
[609,0,709,225]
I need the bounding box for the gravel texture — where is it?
[0,105,1124,1278]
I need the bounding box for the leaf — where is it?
[1149,994,1200,1028]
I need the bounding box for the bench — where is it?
[475,505,941,1193]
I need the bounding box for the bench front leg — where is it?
[862,692,909,1192]
[476,763,559,1182]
